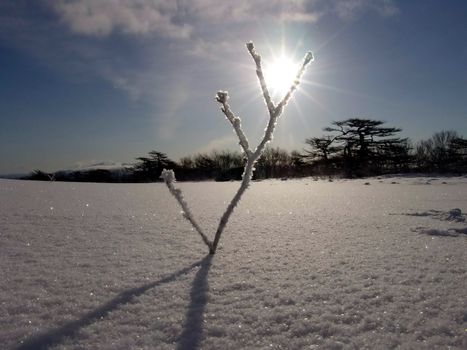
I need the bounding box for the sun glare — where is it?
[264,56,299,97]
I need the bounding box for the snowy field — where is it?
[1,176,466,350]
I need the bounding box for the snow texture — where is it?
[1,176,466,349]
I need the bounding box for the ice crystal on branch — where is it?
[162,42,313,254]
[215,91,228,104]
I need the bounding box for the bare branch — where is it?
[160,169,212,250]
[215,91,252,158]
[251,49,313,160]
[211,43,313,253]
[161,42,313,255]
[276,51,313,114]
[246,42,276,116]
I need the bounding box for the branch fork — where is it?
[161,42,313,254]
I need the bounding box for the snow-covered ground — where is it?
[1,176,466,350]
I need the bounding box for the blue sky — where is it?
[1,0,466,174]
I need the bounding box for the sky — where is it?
[1,0,466,174]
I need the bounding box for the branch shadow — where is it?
[16,258,206,350]
[396,209,465,223]
[417,227,467,237]
[176,255,213,350]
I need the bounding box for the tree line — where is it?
[24,118,467,183]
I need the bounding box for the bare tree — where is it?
[161,42,313,254]
[415,130,465,172]
[319,118,406,176]
[134,151,176,181]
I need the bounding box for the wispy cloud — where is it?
[47,0,399,40]
[0,0,400,105]
[333,0,399,21]
[49,0,192,38]
[48,0,323,39]
[183,0,322,24]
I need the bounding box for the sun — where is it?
[264,55,300,97]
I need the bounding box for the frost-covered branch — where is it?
[210,42,313,254]
[160,169,212,249]
[246,42,276,116]
[215,91,252,158]
[250,46,313,160]
[161,42,313,255]
[276,51,313,114]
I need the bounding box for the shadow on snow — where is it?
[16,255,213,350]
[176,255,212,350]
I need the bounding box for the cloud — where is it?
[183,0,322,24]
[0,0,400,105]
[49,0,192,38]
[48,0,323,39]
[333,0,399,21]
[44,0,400,55]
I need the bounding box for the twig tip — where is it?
[304,51,314,64]
[215,91,229,104]
[160,169,176,183]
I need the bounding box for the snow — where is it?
[1,176,466,349]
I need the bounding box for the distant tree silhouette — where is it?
[20,130,465,184]
[193,153,215,172]
[290,150,308,177]
[304,118,409,177]
[450,137,467,172]
[255,147,294,179]
[374,138,412,174]
[84,169,113,182]
[25,169,54,181]
[212,150,244,181]
[302,136,340,175]
[134,151,176,181]
[178,148,304,181]
[187,150,244,181]
[179,156,194,170]
[414,131,466,173]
